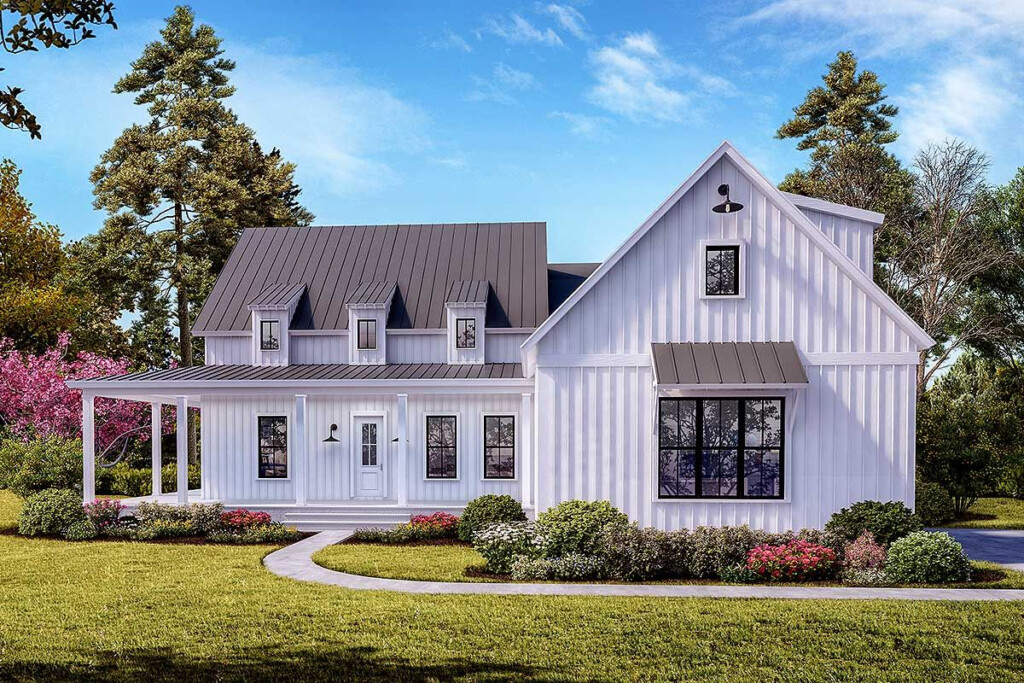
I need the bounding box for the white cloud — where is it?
[428,27,473,53]
[550,111,610,139]
[467,63,539,104]
[431,155,468,169]
[483,14,563,47]
[544,4,589,40]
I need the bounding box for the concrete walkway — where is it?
[941,529,1024,572]
[263,531,1024,601]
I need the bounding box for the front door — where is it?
[355,417,385,498]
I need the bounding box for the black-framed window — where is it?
[426,416,457,479]
[455,318,476,349]
[356,319,377,350]
[260,319,280,351]
[658,397,783,499]
[257,415,288,479]
[483,415,515,479]
[705,245,740,296]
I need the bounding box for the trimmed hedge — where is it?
[886,531,971,583]
[17,488,85,536]
[458,495,526,542]
[536,500,629,556]
[825,500,922,546]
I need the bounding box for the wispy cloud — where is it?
[428,26,473,53]
[550,111,610,139]
[544,4,589,40]
[483,14,563,47]
[467,63,539,104]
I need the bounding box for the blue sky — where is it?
[3,1,1022,263]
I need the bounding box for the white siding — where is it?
[486,333,530,363]
[799,207,875,276]
[291,334,346,364]
[388,333,446,363]
[204,336,251,365]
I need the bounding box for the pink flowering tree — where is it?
[0,334,167,457]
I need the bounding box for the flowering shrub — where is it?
[83,499,123,532]
[63,518,98,541]
[843,531,887,571]
[549,553,607,581]
[841,568,890,586]
[458,495,526,542]
[510,555,554,581]
[221,509,273,530]
[473,522,550,574]
[886,531,971,583]
[409,511,460,539]
[745,540,837,582]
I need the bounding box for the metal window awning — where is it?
[651,342,809,389]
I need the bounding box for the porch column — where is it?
[82,393,95,504]
[176,395,188,505]
[521,392,532,509]
[294,394,307,506]
[151,402,162,496]
[397,393,408,506]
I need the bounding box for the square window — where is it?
[705,245,740,296]
[455,318,476,349]
[357,319,377,350]
[260,320,280,351]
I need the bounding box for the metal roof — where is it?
[651,342,808,385]
[83,363,525,383]
[446,280,489,305]
[193,222,549,333]
[345,281,397,306]
[247,282,306,309]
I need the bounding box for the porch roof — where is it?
[651,342,808,387]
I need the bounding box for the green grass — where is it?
[946,498,1024,529]
[2,491,1024,681]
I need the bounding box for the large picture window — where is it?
[483,415,515,479]
[257,415,288,479]
[704,245,740,296]
[260,319,280,351]
[658,397,783,499]
[426,415,457,479]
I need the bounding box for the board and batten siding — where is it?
[204,336,251,365]
[531,154,919,531]
[798,207,875,277]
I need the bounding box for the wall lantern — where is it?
[323,423,339,443]
[712,184,744,214]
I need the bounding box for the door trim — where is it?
[349,410,389,499]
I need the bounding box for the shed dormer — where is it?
[248,282,306,366]
[346,281,396,365]
[446,280,488,364]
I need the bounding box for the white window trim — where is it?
[349,410,389,499]
[480,411,519,482]
[423,412,460,481]
[698,238,746,300]
[260,319,280,351]
[356,319,378,350]
[455,317,477,349]
[254,411,291,481]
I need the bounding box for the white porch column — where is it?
[521,392,532,509]
[151,402,162,496]
[82,393,95,504]
[176,395,188,505]
[294,394,307,506]
[397,393,408,506]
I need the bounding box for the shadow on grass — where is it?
[0,645,554,683]
[957,513,999,523]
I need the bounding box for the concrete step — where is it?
[289,520,406,532]
[281,509,411,532]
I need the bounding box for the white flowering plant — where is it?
[472,521,550,574]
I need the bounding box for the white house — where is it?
[69,142,933,531]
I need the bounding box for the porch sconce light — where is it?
[323,423,339,443]
[712,184,744,214]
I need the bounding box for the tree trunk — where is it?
[917,351,927,394]
[173,201,199,465]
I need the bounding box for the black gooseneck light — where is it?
[712,184,744,214]
[323,423,339,443]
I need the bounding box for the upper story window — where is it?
[257,415,288,479]
[426,415,457,479]
[704,245,740,296]
[455,318,476,349]
[356,319,377,350]
[260,320,280,351]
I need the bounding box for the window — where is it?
[260,320,280,351]
[455,318,476,349]
[426,415,457,479]
[483,415,515,479]
[361,422,378,467]
[356,319,377,350]
[704,245,740,296]
[257,415,288,479]
[658,397,783,499]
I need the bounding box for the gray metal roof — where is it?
[651,342,808,385]
[345,281,397,306]
[446,280,489,305]
[193,222,549,333]
[85,363,524,383]
[247,282,306,308]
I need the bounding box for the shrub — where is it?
[510,555,553,581]
[841,567,890,586]
[536,500,629,556]
[825,500,922,546]
[108,463,152,497]
[688,526,761,579]
[745,540,836,582]
[207,523,301,544]
[134,501,186,524]
[719,564,759,583]
[62,518,98,541]
[661,529,695,578]
[410,511,460,539]
[472,522,549,574]
[161,463,201,493]
[458,495,526,542]
[105,515,140,539]
[221,508,272,530]
[549,553,607,581]
[843,531,886,571]
[349,527,410,543]
[143,518,197,538]
[135,502,224,533]
[187,503,225,534]
[915,481,955,526]
[17,488,85,536]
[83,499,123,532]
[886,531,971,583]
[0,437,82,498]
[599,523,668,581]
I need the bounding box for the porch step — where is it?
[281,510,411,532]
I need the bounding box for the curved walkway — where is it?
[263,531,1024,601]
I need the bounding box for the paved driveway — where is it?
[939,529,1024,571]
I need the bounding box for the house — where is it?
[69,142,933,531]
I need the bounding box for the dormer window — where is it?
[357,319,377,350]
[260,320,280,350]
[455,318,476,349]
[700,240,745,299]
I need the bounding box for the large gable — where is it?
[193,222,549,333]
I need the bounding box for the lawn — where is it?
[2,492,1024,682]
[946,498,1024,529]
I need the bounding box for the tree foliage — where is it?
[0,0,116,138]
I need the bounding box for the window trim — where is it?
[260,319,280,351]
[424,413,459,481]
[481,413,516,481]
[255,413,289,481]
[698,239,745,300]
[657,396,784,500]
[455,317,477,349]
[356,319,377,350]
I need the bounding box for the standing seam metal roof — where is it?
[345,281,397,306]
[650,342,808,385]
[80,363,525,383]
[246,282,306,308]
[446,280,489,304]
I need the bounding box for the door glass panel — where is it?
[361,422,378,466]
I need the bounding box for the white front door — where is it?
[355,417,385,498]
